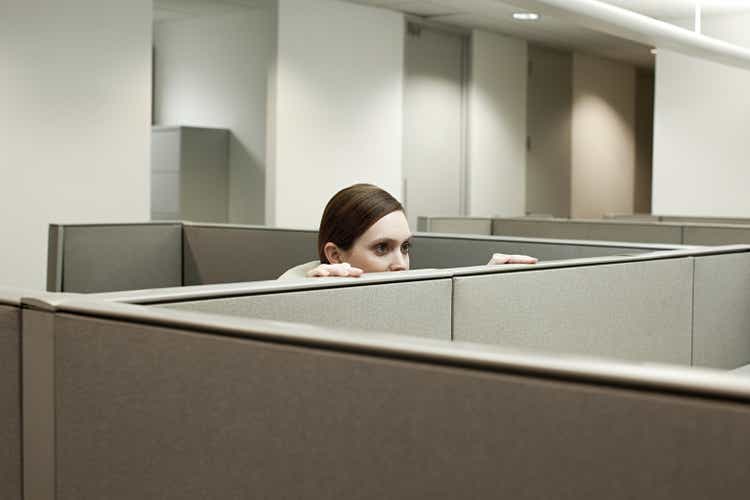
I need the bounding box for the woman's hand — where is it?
[487,253,538,265]
[306,262,364,278]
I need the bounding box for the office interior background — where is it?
[2,0,750,290]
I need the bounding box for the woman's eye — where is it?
[374,243,388,255]
[401,242,411,254]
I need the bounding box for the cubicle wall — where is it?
[164,274,454,340]
[49,222,683,292]
[607,213,750,225]
[47,223,183,293]
[417,216,492,235]
[419,216,750,246]
[0,289,23,500]
[19,297,750,499]
[492,218,684,243]
[452,257,693,364]
[682,224,750,245]
[183,224,318,285]
[93,246,750,370]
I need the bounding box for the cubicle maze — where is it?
[0,289,23,500]
[87,245,750,371]
[18,296,750,499]
[47,221,688,293]
[419,215,750,246]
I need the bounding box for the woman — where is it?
[278,183,537,279]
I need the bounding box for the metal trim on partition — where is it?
[46,225,63,293]
[33,297,750,404]
[22,308,56,500]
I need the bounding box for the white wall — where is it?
[269,0,404,229]
[0,0,152,290]
[526,45,572,217]
[468,31,527,217]
[653,49,750,216]
[154,4,276,224]
[571,53,636,218]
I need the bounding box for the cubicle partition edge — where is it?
[19,296,750,499]
[0,288,26,500]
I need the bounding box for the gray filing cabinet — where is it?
[151,126,229,222]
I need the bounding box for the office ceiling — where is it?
[153,0,268,22]
[347,0,661,66]
[153,0,750,67]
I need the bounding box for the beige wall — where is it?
[154,5,276,225]
[571,53,636,218]
[0,0,152,289]
[526,45,573,217]
[469,31,527,217]
[653,49,750,217]
[270,0,404,228]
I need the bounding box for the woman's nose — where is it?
[389,251,407,272]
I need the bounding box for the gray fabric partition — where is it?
[183,225,318,284]
[452,258,694,363]
[49,223,182,293]
[0,305,21,500]
[662,215,750,225]
[163,279,453,340]
[492,219,684,244]
[417,217,493,235]
[683,225,750,245]
[410,235,664,267]
[183,224,669,285]
[692,252,750,369]
[34,308,750,499]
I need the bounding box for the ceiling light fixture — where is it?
[512,12,540,21]
[650,48,658,55]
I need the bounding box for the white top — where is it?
[277,260,320,280]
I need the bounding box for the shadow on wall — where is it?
[229,132,265,225]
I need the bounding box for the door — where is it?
[403,23,467,230]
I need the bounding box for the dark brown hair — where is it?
[318,184,404,263]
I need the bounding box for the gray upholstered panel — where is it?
[692,252,750,369]
[492,219,683,244]
[54,314,750,499]
[453,259,693,363]
[0,306,21,500]
[162,279,452,340]
[61,224,182,293]
[183,225,318,285]
[47,225,63,291]
[493,219,585,240]
[426,218,492,235]
[585,222,682,244]
[683,225,750,245]
[410,236,649,270]
[663,216,750,225]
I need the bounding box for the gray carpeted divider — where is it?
[50,223,182,293]
[692,252,750,369]
[43,309,750,499]
[0,305,21,500]
[683,225,750,245]
[410,235,655,268]
[452,258,694,363]
[183,225,319,284]
[163,279,453,340]
[422,217,493,235]
[492,219,683,244]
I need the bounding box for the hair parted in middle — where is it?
[317,184,404,264]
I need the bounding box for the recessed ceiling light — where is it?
[512,12,540,21]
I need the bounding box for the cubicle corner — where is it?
[46,224,64,292]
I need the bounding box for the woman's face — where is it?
[339,210,412,273]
